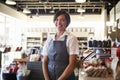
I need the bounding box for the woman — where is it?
[42,10,79,80]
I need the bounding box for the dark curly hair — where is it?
[53,10,71,27]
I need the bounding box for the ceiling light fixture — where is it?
[5,0,16,5]
[77,7,85,12]
[23,8,31,14]
[50,7,54,13]
[77,5,85,13]
[50,2,54,13]
[75,0,86,3]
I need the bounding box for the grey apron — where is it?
[48,35,75,80]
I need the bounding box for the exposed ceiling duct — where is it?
[2,0,119,15]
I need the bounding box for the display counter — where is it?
[78,68,113,80]
[2,73,17,80]
[79,77,113,80]
[26,61,44,80]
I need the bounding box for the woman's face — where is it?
[54,14,67,32]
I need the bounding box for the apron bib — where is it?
[48,36,75,80]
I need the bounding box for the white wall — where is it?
[0,3,108,43]
[26,14,102,28]
[0,3,27,20]
[26,13,106,40]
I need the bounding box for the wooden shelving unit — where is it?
[26,37,41,50]
[77,37,88,51]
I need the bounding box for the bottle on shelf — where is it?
[88,38,93,47]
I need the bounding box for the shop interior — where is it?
[0,0,120,80]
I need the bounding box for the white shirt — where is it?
[42,31,79,56]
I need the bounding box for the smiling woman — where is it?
[42,10,79,80]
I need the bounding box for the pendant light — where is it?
[49,7,54,13]
[5,0,16,5]
[77,5,85,13]
[77,7,85,13]
[49,2,54,13]
[23,6,31,14]
[23,8,31,14]
[75,0,86,3]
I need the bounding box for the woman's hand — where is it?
[57,77,65,80]
[58,55,76,80]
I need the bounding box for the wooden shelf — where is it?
[77,37,88,51]
[14,58,29,62]
[26,37,41,50]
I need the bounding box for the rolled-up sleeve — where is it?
[68,36,79,55]
[41,37,51,56]
[41,44,47,56]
